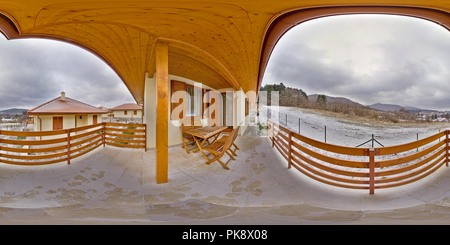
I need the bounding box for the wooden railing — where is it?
[104,122,146,149]
[0,122,146,166]
[268,120,448,194]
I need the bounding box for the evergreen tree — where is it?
[316,94,327,109]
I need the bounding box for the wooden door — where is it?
[53,116,63,130]
[93,115,98,125]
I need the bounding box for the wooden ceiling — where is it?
[0,1,449,104]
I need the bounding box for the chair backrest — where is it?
[233,126,240,141]
[181,123,195,138]
[221,128,238,154]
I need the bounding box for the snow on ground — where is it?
[259,105,450,147]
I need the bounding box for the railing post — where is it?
[67,129,71,165]
[144,124,147,152]
[368,148,377,195]
[446,130,449,167]
[416,133,419,152]
[103,122,106,147]
[288,132,292,169]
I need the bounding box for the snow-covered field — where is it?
[0,123,23,131]
[259,105,450,147]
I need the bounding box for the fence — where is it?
[263,107,442,147]
[268,120,448,194]
[0,122,146,166]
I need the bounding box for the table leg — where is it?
[193,136,210,160]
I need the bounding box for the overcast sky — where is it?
[0,35,134,111]
[262,14,450,111]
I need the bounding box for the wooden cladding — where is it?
[0,123,146,166]
[268,120,449,195]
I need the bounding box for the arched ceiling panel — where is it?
[0,1,448,103]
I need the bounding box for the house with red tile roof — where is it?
[109,103,143,123]
[28,92,108,131]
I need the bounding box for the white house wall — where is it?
[86,114,103,125]
[235,89,249,136]
[33,114,104,132]
[144,72,157,148]
[112,110,142,119]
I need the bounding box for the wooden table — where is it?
[184,126,228,159]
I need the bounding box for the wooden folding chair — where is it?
[202,128,238,170]
[216,126,240,156]
[181,124,197,153]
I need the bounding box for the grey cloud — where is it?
[263,14,450,110]
[0,37,134,110]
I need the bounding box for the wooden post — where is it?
[368,148,376,195]
[298,118,301,134]
[416,133,419,152]
[324,126,327,143]
[446,130,449,167]
[102,122,106,147]
[287,132,292,169]
[156,41,169,184]
[67,129,71,165]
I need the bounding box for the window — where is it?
[124,110,128,115]
[186,84,202,117]
[171,80,204,120]
[133,110,137,115]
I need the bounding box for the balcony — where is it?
[1,126,450,224]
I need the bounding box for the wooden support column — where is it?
[446,130,449,167]
[156,41,169,184]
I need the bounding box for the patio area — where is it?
[1,126,450,224]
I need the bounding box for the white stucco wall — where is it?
[33,114,104,132]
[235,89,249,136]
[144,73,157,148]
[63,115,76,129]
[112,110,142,119]
[33,116,40,131]
[87,114,98,125]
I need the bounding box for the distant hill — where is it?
[369,103,437,113]
[0,108,28,115]
[308,94,365,108]
[369,103,403,112]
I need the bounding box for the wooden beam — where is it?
[155,41,169,184]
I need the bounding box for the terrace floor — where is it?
[2,126,450,224]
